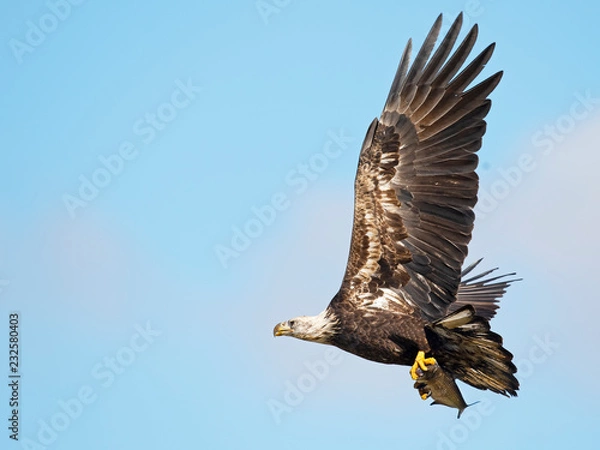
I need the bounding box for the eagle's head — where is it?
[273,310,337,344]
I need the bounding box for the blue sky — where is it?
[1,1,599,449]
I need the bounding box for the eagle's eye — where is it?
[289,320,296,327]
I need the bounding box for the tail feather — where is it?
[425,305,519,396]
[451,258,521,320]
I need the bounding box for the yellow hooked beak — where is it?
[273,322,292,337]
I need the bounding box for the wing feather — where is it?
[451,259,522,319]
[335,14,502,321]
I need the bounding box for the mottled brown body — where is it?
[329,297,428,365]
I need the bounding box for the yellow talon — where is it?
[410,350,437,380]
[420,392,429,400]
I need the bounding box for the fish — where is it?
[413,362,476,418]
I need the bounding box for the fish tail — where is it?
[425,305,519,396]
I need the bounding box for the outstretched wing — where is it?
[337,14,502,321]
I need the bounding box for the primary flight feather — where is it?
[274,13,519,415]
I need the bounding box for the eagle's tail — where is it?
[425,305,519,396]
[450,259,522,320]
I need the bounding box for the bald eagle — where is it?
[274,13,519,414]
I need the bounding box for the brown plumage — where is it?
[274,13,519,412]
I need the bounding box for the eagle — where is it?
[274,13,519,414]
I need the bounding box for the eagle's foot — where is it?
[410,351,437,380]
